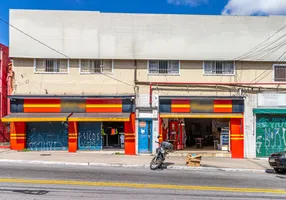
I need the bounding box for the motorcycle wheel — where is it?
[150,155,163,170]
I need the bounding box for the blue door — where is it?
[26,122,68,151]
[78,122,102,150]
[138,120,152,153]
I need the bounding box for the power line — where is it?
[241,36,286,61]
[249,48,286,83]
[0,17,135,87]
[235,23,286,61]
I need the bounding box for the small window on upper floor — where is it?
[148,60,180,75]
[80,59,113,74]
[203,61,235,75]
[34,59,69,73]
[273,64,286,82]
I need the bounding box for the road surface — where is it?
[0,162,285,199]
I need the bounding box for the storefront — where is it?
[159,97,245,158]
[2,96,136,155]
[254,93,286,158]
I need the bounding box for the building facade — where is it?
[3,9,286,157]
[0,44,9,143]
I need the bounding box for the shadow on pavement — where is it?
[156,162,175,170]
[0,189,49,195]
[265,169,286,176]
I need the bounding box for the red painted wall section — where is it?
[124,113,135,155]
[230,118,244,158]
[68,121,78,153]
[10,122,26,150]
[0,44,9,143]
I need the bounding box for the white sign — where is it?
[258,93,286,107]
[138,110,153,119]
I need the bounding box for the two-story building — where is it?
[0,43,9,144]
[3,9,286,158]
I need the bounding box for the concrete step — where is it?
[169,151,231,158]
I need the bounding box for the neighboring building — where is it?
[0,44,9,143]
[3,9,286,157]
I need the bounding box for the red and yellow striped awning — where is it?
[68,113,130,122]
[160,113,243,119]
[1,113,71,122]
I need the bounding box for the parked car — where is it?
[268,151,286,174]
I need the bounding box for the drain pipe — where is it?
[149,83,152,106]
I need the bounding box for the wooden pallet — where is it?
[186,154,202,167]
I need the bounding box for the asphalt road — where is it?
[0,162,285,200]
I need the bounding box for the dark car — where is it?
[268,151,286,174]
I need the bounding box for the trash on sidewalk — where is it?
[186,153,202,167]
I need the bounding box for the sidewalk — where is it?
[0,150,270,173]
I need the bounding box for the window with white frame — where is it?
[148,60,180,75]
[273,64,286,82]
[204,61,235,75]
[80,59,113,74]
[35,59,68,73]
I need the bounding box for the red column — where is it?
[159,118,163,142]
[124,113,135,155]
[230,118,244,158]
[10,122,26,150]
[68,121,78,153]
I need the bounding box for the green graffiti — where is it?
[256,115,286,157]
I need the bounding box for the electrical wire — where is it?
[0,17,135,87]
[235,23,286,61]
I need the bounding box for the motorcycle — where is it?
[150,136,173,170]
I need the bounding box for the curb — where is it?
[0,159,266,173]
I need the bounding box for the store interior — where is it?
[161,118,230,151]
[102,122,125,149]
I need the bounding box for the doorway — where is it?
[138,119,152,153]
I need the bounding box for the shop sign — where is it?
[257,93,286,107]
[139,121,146,128]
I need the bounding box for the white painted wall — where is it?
[10,9,286,61]
[244,93,257,158]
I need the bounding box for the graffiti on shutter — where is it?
[256,115,286,157]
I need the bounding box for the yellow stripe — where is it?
[213,105,232,108]
[10,137,25,140]
[69,118,129,122]
[231,138,244,140]
[171,105,190,108]
[86,104,122,108]
[24,104,60,108]
[2,117,67,122]
[69,136,78,139]
[0,178,284,194]
[125,137,135,140]
[160,114,243,119]
[10,133,25,137]
[231,134,244,137]
[125,133,135,136]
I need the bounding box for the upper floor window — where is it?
[148,60,180,75]
[34,59,69,73]
[203,61,235,75]
[273,64,286,82]
[80,59,113,74]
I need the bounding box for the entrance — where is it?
[256,114,286,157]
[162,118,230,151]
[26,122,68,151]
[138,120,152,153]
[102,122,124,149]
[78,122,102,150]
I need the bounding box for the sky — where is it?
[0,0,286,46]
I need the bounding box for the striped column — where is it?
[10,122,26,150]
[124,113,136,155]
[68,122,78,153]
[230,118,244,158]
